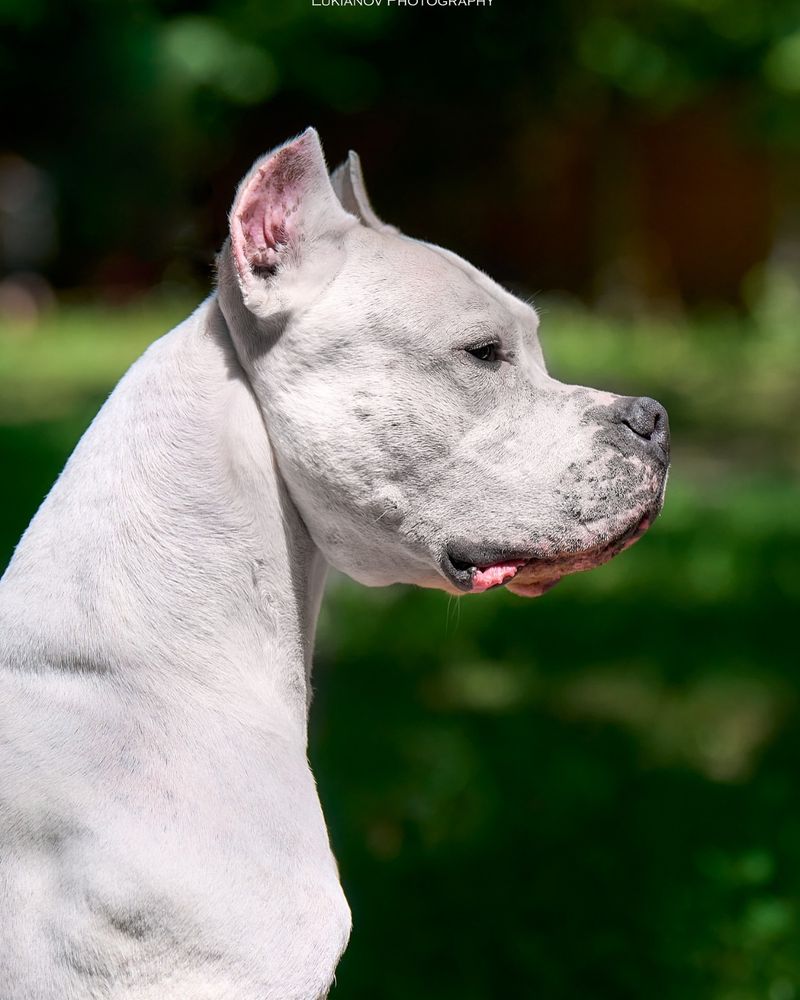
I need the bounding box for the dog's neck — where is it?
[0,294,326,742]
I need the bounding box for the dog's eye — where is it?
[466,343,499,363]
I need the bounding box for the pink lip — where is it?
[467,513,654,596]
[471,560,528,593]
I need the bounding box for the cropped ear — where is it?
[229,128,356,303]
[330,151,399,235]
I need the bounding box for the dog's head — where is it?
[220,128,669,597]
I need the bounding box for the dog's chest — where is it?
[69,824,351,1000]
[88,736,349,997]
[1,690,350,999]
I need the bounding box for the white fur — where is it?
[0,129,667,998]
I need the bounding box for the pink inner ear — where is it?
[239,190,289,270]
[232,142,309,277]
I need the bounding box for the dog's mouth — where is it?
[442,512,653,598]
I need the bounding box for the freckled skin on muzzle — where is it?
[440,390,670,597]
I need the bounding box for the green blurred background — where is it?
[1,1,799,997]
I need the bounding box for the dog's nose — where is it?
[616,396,670,462]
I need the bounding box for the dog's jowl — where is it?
[0,129,669,999]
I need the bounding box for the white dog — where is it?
[0,129,669,999]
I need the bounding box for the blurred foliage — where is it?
[1,301,798,998]
[1,0,800,297]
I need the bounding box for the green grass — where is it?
[0,299,190,424]
[1,300,798,999]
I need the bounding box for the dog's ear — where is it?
[330,151,398,235]
[229,128,356,299]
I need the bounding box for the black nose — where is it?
[616,396,670,461]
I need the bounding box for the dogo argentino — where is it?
[0,128,669,999]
